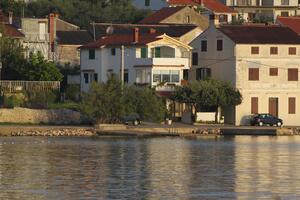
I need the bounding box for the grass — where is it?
[48,101,80,111]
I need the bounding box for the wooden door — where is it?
[269,98,278,117]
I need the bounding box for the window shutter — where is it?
[288,68,298,81]
[249,68,259,81]
[251,47,259,54]
[289,47,296,55]
[269,68,278,76]
[251,97,258,114]
[289,97,296,114]
[270,47,278,55]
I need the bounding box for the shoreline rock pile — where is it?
[11,128,96,137]
[192,128,222,136]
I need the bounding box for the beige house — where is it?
[190,19,300,126]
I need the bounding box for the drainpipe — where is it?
[120,45,125,85]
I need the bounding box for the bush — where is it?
[65,84,80,102]
[25,90,58,109]
[3,94,25,108]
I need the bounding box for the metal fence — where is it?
[0,81,60,93]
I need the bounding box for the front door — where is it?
[269,97,278,117]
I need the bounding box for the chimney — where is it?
[49,13,58,54]
[133,28,139,43]
[209,14,218,27]
[8,11,13,24]
[149,28,156,34]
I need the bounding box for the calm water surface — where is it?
[0,136,300,199]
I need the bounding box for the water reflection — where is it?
[0,136,299,199]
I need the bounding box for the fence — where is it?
[0,81,60,93]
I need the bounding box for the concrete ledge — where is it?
[95,124,127,131]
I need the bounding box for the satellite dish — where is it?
[106,25,114,35]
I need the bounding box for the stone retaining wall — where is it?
[0,107,82,124]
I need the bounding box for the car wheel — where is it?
[259,122,263,126]
[277,122,282,127]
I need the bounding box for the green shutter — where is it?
[155,47,161,58]
[141,48,147,58]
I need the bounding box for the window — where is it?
[155,47,161,58]
[145,0,150,6]
[251,47,259,54]
[270,47,278,55]
[217,40,223,51]
[124,70,129,83]
[94,73,98,82]
[201,40,207,52]
[196,68,211,80]
[186,16,190,23]
[141,48,147,58]
[111,48,116,56]
[281,0,289,5]
[84,73,89,84]
[192,52,198,66]
[183,69,189,80]
[89,49,95,59]
[289,97,296,114]
[248,68,259,81]
[288,68,298,81]
[289,47,296,55]
[171,71,180,83]
[251,97,258,114]
[219,15,228,23]
[281,11,289,16]
[152,70,180,83]
[269,68,278,76]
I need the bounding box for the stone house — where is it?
[190,17,300,126]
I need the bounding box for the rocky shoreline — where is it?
[10,128,96,137]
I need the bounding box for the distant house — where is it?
[190,17,300,126]
[167,0,237,24]
[132,0,168,10]
[79,28,192,93]
[277,16,300,35]
[222,0,300,22]
[139,6,209,29]
[0,11,24,39]
[89,23,202,45]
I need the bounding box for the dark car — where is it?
[121,114,141,126]
[250,114,283,127]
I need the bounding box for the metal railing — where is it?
[0,81,60,93]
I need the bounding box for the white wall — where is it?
[132,0,168,10]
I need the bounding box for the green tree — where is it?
[171,79,242,123]
[81,76,166,124]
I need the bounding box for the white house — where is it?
[80,28,192,94]
[190,17,300,126]
[222,0,300,22]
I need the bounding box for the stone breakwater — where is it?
[192,128,222,136]
[11,128,96,137]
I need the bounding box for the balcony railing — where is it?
[0,81,60,93]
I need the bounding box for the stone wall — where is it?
[0,107,82,124]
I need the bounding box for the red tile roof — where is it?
[168,0,236,13]
[202,0,236,13]
[2,24,24,38]
[139,7,185,24]
[277,16,300,35]
[80,33,162,49]
[218,25,300,44]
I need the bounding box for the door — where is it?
[269,97,278,117]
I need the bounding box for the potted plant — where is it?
[165,111,173,125]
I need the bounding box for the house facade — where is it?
[132,0,168,10]
[223,0,300,22]
[190,20,300,126]
[80,29,191,93]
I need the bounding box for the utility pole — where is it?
[120,45,125,85]
[0,33,2,81]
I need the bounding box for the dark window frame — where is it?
[89,49,95,60]
[217,40,223,51]
[201,40,207,52]
[192,52,198,66]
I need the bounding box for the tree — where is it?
[171,79,242,123]
[80,76,166,124]
[0,35,63,81]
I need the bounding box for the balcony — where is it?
[135,57,189,68]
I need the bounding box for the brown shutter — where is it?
[270,47,278,55]
[249,68,259,81]
[288,68,298,81]
[269,68,278,76]
[289,47,296,55]
[289,97,296,114]
[251,97,258,114]
[251,47,259,54]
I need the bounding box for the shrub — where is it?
[25,90,58,109]
[3,94,25,108]
[65,84,80,102]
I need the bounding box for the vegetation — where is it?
[0,36,63,81]
[1,0,151,28]
[80,76,166,124]
[171,79,242,123]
